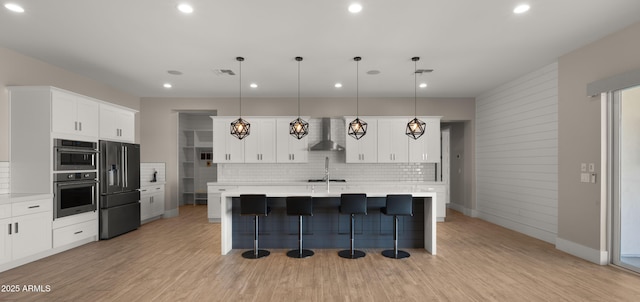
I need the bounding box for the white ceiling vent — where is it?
[213,69,236,76]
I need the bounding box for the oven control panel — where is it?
[55,172,97,181]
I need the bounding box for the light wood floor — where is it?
[1,206,640,301]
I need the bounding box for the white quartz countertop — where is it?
[208,181,447,187]
[0,193,53,205]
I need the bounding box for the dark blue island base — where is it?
[231,197,425,249]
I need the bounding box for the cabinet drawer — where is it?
[0,204,10,219]
[12,199,52,216]
[53,219,98,249]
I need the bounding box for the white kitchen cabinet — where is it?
[0,199,53,266]
[244,119,276,163]
[52,219,98,249]
[345,117,378,163]
[212,118,245,163]
[377,118,409,163]
[207,185,237,222]
[51,90,99,138]
[100,104,136,142]
[409,117,442,163]
[276,118,309,163]
[140,185,165,223]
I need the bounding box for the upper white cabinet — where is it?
[345,117,378,163]
[276,118,309,163]
[212,118,245,163]
[51,90,99,138]
[100,104,136,142]
[408,117,441,163]
[244,119,276,163]
[377,118,409,163]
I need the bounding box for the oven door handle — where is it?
[55,180,99,187]
[55,148,99,154]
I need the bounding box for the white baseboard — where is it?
[208,218,220,223]
[0,236,96,273]
[556,237,608,265]
[447,203,473,216]
[476,211,556,244]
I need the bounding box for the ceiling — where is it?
[2,1,640,99]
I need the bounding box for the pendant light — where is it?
[348,56,367,140]
[289,56,309,139]
[406,56,426,140]
[230,57,250,140]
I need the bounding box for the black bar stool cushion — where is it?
[381,194,413,216]
[286,196,313,216]
[339,193,367,215]
[240,194,271,216]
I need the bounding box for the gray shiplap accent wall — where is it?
[475,62,558,244]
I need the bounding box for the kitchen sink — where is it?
[307,179,346,183]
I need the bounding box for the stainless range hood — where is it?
[310,118,345,151]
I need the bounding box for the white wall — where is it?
[620,86,640,255]
[475,63,559,244]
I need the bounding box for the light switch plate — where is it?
[588,163,595,172]
[581,163,587,172]
[581,173,590,183]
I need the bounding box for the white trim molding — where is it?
[556,237,608,265]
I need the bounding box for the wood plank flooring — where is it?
[1,206,639,301]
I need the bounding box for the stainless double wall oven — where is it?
[53,139,99,219]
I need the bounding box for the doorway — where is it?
[611,85,640,273]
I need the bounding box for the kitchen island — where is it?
[216,188,436,256]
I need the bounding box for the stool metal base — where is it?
[286,249,314,259]
[338,249,366,259]
[381,249,410,259]
[242,249,270,259]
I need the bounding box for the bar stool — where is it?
[240,194,271,259]
[381,194,413,259]
[338,193,367,259]
[286,196,314,258]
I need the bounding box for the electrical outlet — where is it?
[581,163,587,172]
[588,163,595,172]
[581,173,590,183]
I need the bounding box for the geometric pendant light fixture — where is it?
[348,56,367,140]
[230,56,251,140]
[289,56,309,139]
[406,56,426,140]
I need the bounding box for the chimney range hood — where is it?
[310,118,345,151]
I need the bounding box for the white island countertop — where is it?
[216,188,437,256]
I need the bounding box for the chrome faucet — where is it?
[324,156,330,192]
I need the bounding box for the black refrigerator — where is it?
[99,140,141,239]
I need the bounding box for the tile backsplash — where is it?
[0,162,9,194]
[141,162,166,187]
[218,118,436,183]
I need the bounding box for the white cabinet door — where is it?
[409,117,441,163]
[11,211,52,260]
[213,118,245,163]
[100,104,136,142]
[244,119,276,163]
[345,117,378,163]
[51,90,99,138]
[377,119,409,163]
[140,190,152,221]
[0,218,11,265]
[276,118,309,163]
[75,97,100,137]
[51,90,78,134]
[151,187,165,217]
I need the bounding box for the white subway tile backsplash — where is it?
[141,162,166,187]
[0,162,9,194]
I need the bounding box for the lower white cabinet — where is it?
[140,185,165,223]
[0,199,52,266]
[53,219,97,249]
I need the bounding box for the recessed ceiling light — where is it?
[334,83,343,88]
[163,83,172,88]
[419,83,427,88]
[4,3,25,13]
[250,83,258,88]
[177,3,194,14]
[348,3,362,13]
[513,4,530,14]
[167,70,183,75]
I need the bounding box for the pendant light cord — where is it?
[297,58,301,117]
[239,58,242,118]
[356,57,360,117]
[414,59,417,117]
